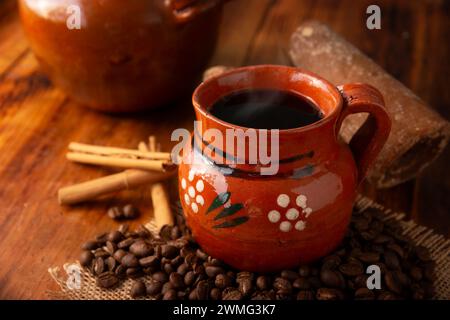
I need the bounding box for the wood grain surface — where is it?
[0,0,448,299]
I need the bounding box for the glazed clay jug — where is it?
[178,65,391,272]
[19,0,225,112]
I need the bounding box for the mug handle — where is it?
[336,83,391,185]
[166,0,225,24]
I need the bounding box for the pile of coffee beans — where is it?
[79,206,435,300]
[107,204,140,220]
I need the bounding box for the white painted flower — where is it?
[277,194,290,208]
[280,221,292,232]
[182,170,206,214]
[295,220,306,231]
[196,180,204,192]
[268,210,281,223]
[267,193,313,232]
[286,208,299,220]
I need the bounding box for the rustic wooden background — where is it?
[0,0,448,299]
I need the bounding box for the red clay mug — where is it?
[178,65,391,272]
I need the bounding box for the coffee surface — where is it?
[209,89,323,129]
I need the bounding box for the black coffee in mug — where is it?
[209,89,324,129]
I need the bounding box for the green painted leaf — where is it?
[206,192,231,214]
[213,216,249,229]
[214,203,244,221]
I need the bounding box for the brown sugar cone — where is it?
[289,21,450,188]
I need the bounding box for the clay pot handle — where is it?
[336,83,392,185]
[167,0,225,24]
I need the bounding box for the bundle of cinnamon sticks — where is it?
[58,137,176,230]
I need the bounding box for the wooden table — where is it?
[0,0,448,299]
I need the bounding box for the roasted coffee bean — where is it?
[123,204,139,219]
[161,282,174,295]
[384,250,400,270]
[130,280,147,298]
[107,230,124,243]
[126,268,141,278]
[93,257,105,275]
[273,277,292,294]
[176,263,190,276]
[113,249,127,262]
[105,241,117,255]
[373,234,392,244]
[385,271,402,294]
[386,243,405,259]
[164,263,175,274]
[354,288,375,300]
[423,263,435,281]
[293,277,310,290]
[108,206,123,220]
[316,288,344,300]
[81,240,99,251]
[95,232,108,244]
[322,255,341,270]
[170,272,184,289]
[80,250,94,267]
[410,266,423,281]
[129,240,153,257]
[298,265,311,277]
[161,245,178,258]
[320,269,345,288]
[354,217,369,231]
[196,280,209,300]
[136,225,152,239]
[139,256,160,268]
[415,246,431,262]
[151,271,168,283]
[196,249,209,261]
[185,253,198,265]
[237,272,254,296]
[215,274,233,289]
[159,225,173,241]
[147,280,163,296]
[339,262,364,277]
[188,288,198,300]
[210,288,222,300]
[94,249,110,258]
[105,256,117,271]
[121,253,139,268]
[281,270,298,281]
[358,252,380,263]
[222,287,243,300]
[251,291,275,300]
[171,256,184,267]
[96,272,119,288]
[184,271,196,287]
[353,275,368,289]
[377,291,397,300]
[297,290,314,300]
[118,224,129,234]
[256,276,270,291]
[163,289,177,300]
[170,226,182,240]
[193,264,205,275]
[115,264,126,278]
[118,238,135,249]
[205,266,224,278]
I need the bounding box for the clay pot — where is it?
[18,0,224,112]
[178,65,391,272]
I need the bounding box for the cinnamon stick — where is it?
[144,137,174,230]
[68,142,171,161]
[66,152,175,172]
[58,169,174,205]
